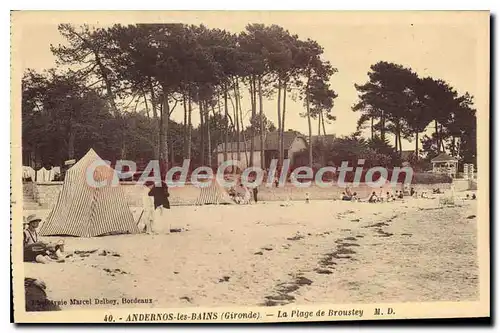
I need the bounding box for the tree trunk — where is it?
[120,116,127,159]
[277,79,282,166]
[249,76,255,167]
[199,100,205,165]
[318,112,321,136]
[435,120,440,153]
[371,116,374,140]
[234,79,241,168]
[171,132,175,166]
[281,81,287,165]
[439,123,446,152]
[187,93,192,161]
[321,112,327,136]
[159,100,164,162]
[183,93,188,158]
[394,132,398,152]
[398,129,403,155]
[94,51,117,116]
[143,92,150,118]
[162,94,170,166]
[206,101,212,167]
[415,131,419,159]
[239,90,249,167]
[149,83,159,159]
[224,84,229,163]
[306,79,313,169]
[380,111,385,141]
[258,78,265,169]
[451,136,456,156]
[68,128,75,160]
[150,81,158,119]
[230,93,237,171]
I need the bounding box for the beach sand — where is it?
[23,197,478,310]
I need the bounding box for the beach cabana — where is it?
[431,153,458,178]
[40,149,139,237]
[194,178,234,205]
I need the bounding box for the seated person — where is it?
[24,215,65,264]
[471,193,476,200]
[368,191,379,203]
[228,186,236,199]
[351,192,359,202]
[341,192,351,201]
[410,187,416,197]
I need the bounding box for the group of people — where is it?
[228,183,259,205]
[339,187,413,203]
[367,190,406,203]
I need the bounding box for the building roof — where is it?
[311,134,336,145]
[431,152,458,162]
[215,131,306,153]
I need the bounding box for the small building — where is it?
[215,131,308,169]
[431,153,458,178]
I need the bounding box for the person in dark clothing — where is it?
[25,278,61,312]
[368,191,378,203]
[148,181,170,209]
[146,181,170,233]
[252,187,258,203]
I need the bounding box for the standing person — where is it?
[240,184,251,205]
[142,182,155,234]
[252,186,258,203]
[148,181,171,233]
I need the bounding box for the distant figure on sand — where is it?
[23,215,65,264]
[145,181,170,233]
[253,187,258,203]
[368,191,379,203]
[341,192,350,201]
[241,184,252,204]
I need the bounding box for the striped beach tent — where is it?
[194,179,234,205]
[40,149,139,237]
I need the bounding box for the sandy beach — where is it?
[24,197,478,310]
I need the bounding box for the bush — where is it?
[412,172,452,184]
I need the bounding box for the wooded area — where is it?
[22,23,476,172]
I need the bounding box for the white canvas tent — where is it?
[40,149,139,237]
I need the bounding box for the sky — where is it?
[15,11,487,151]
